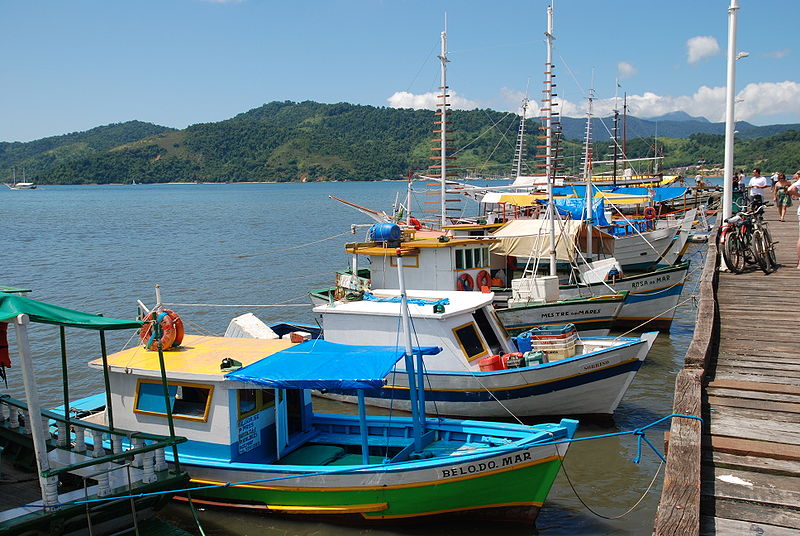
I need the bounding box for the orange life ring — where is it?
[476,270,491,290]
[456,273,474,292]
[140,309,184,351]
[0,323,10,368]
[408,217,422,230]
[643,206,657,220]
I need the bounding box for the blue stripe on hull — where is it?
[328,359,643,404]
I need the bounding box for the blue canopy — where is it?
[225,340,441,390]
[553,185,688,203]
[552,198,610,225]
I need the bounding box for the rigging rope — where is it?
[235,231,353,259]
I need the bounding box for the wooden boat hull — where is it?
[494,293,625,336]
[176,434,567,522]
[560,261,690,331]
[322,336,652,418]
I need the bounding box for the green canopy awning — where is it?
[0,294,142,331]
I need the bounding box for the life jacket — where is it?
[0,323,10,368]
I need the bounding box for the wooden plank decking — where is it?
[654,209,800,535]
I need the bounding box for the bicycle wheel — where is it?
[721,230,745,273]
[761,225,779,270]
[751,230,770,274]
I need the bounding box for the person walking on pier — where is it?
[788,172,800,268]
[747,168,769,207]
[774,173,792,221]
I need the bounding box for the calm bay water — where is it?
[2,182,705,535]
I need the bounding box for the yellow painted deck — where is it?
[91,334,295,375]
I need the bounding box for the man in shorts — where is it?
[747,168,769,208]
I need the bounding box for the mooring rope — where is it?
[163,302,309,308]
[234,230,354,259]
[22,413,699,510]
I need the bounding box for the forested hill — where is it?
[0,121,174,180]
[3,101,800,184]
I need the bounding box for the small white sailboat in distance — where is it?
[5,167,37,189]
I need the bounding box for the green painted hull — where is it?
[187,456,563,521]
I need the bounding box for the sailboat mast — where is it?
[438,25,450,229]
[583,86,595,261]
[622,93,628,170]
[513,98,529,179]
[545,3,557,276]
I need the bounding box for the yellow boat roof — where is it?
[90,334,296,382]
[345,235,496,256]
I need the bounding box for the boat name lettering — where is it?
[540,309,600,319]
[630,274,670,289]
[441,460,498,478]
[583,359,610,371]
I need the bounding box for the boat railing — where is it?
[0,394,185,500]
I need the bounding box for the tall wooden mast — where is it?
[512,98,530,179]
[424,23,460,229]
[536,3,562,275]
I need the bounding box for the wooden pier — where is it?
[654,209,800,535]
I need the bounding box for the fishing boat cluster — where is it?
[0,4,717,535]
[0,177,707,533]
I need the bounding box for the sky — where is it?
[1,0,798,142]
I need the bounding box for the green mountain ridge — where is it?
[2,102,800,185]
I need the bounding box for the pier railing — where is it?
[652,226,719,535]
[0,394,185,502]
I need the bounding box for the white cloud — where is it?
[556,81,800,123]
[736,81,800,121]
[390,80,800,125]
[387,90,481,110]
[618,62,637,79]
[686,36,721,64]
[498,87,541,118]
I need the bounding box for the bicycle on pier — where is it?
[720,202,778,274]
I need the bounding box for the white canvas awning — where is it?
[490,219,615,260]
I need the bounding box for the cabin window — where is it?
[454,247,490,271]
[238,389,277,420]
[389,255,419,268]
[238,390,257,416]
[452,322,488,362]
[473,307,502,355]
[134,380,213,422]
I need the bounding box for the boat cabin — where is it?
[344,234,503,292]
[316,289,515,372]
[92,336,315,464]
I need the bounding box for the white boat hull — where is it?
[560,262,690,330]
[320,336,653,418]
[495,294,624,336]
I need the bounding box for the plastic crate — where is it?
[530,338,576,361]
[528,323,576,337]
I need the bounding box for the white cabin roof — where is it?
[313,289,494,319]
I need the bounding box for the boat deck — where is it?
[654,210,800,535]
[0,457,40,514]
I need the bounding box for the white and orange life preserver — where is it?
[476,270,491,291]
[456,273,474,292]
[140,309,184,351]
[643,206,657,220]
